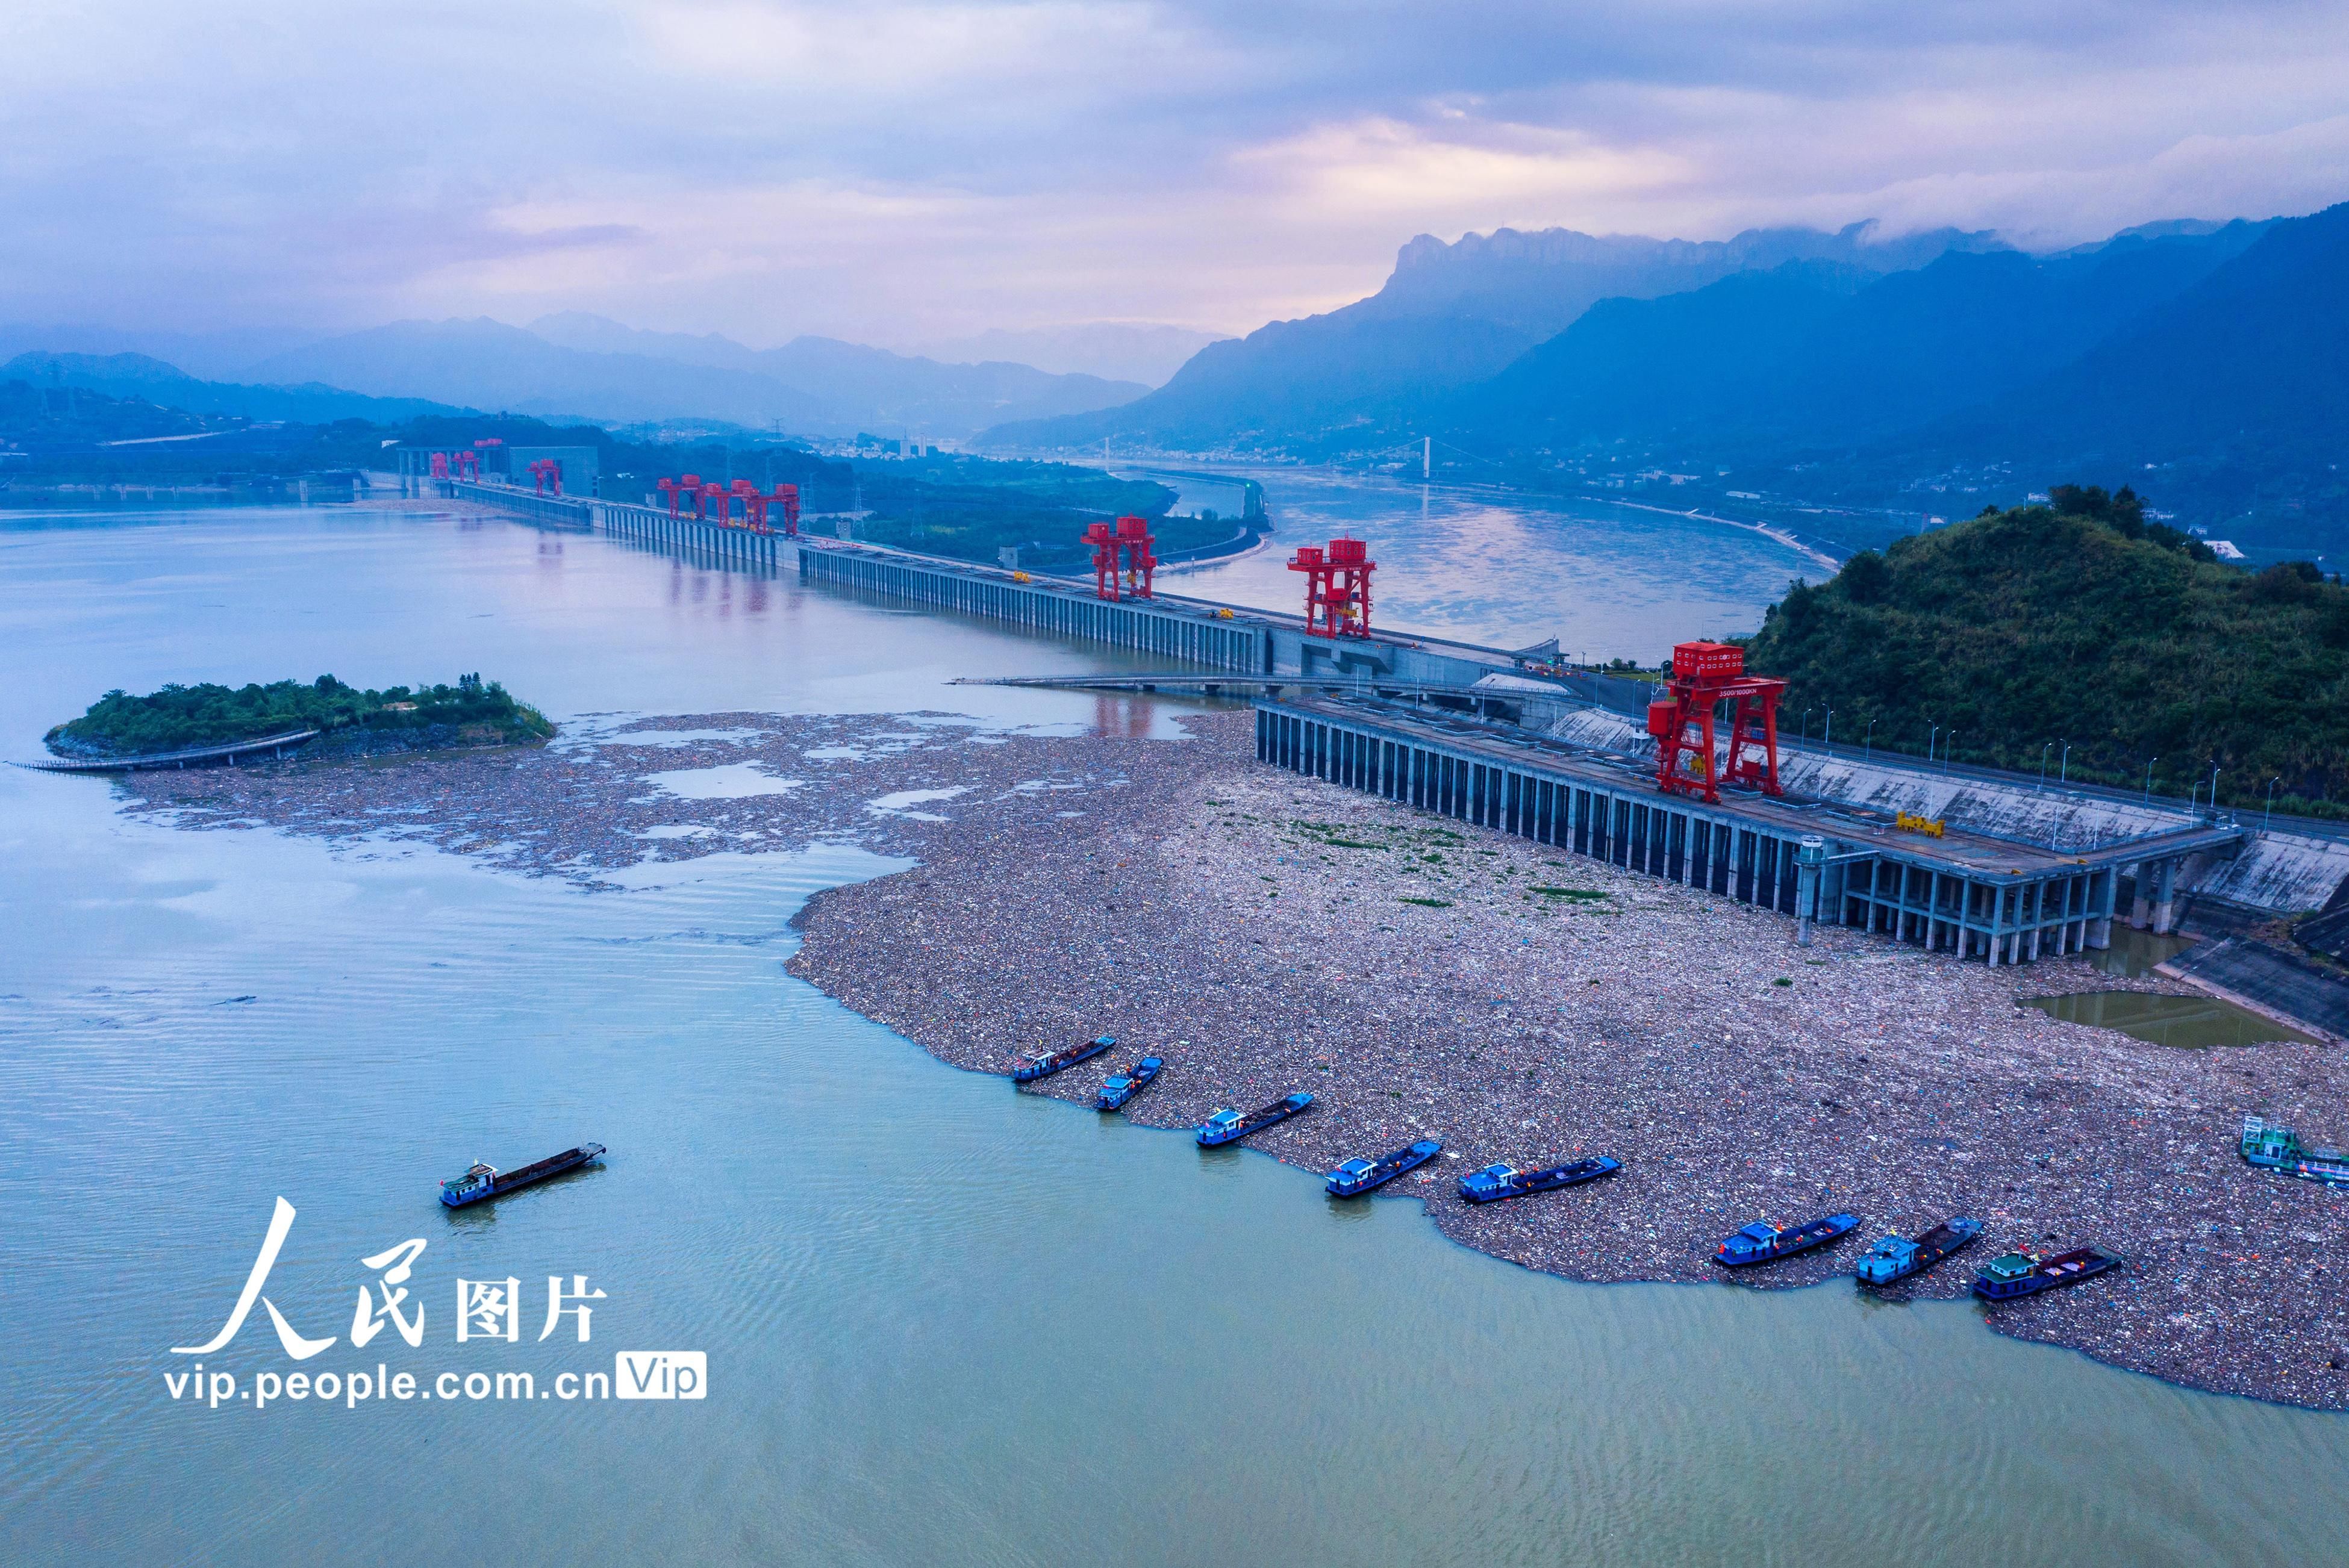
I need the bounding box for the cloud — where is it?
[2,0,2344,351]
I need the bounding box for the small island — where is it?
[45,673,554,766]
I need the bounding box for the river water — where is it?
[3,500,2345,1566]
[1134,466,1826,659]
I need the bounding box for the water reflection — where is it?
[2087,926,2194,978]
[1145,467,1823,661]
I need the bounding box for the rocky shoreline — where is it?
[112,705,2349,1410]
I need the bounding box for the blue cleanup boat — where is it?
[439,1143,605,1208]
[1094,1056,1164,1112]
[1458,1156,1621,1202]
[1012,1034,1114,1084]
[1197,1092,1312,1146]
[1854,1216,1982,1286]
[1327,1139,1443,1197]
[1714,1212,1859,1268]
[1973,1245,2121,1301]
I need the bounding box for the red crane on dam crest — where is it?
[1288,537,1375,637]
[1650,640,1786,803]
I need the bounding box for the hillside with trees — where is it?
[1744,485,2349,815]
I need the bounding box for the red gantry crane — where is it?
[1649,641,1786,803]
[1288,536,1374,637]
[1114,515,1156,598]
[528,458,562,496]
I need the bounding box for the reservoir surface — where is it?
[1138,465,1825,659]
[3,499,2344,1566]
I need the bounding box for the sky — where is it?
[6,0,2348,351]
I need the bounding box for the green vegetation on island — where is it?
[1745,484,2349,815]
[47,673,554,758]
[846,453,1209,568]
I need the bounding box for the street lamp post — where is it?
[2059,741,2072,786]
[1800,707,1812,750]
[1944,732,1958,774]
[1928,724,1940,765]
[2039,742,2053,792]
[2144,757,2158,802]
[1865,718,1877,761]
[2210,764,2224,815]
[1823,708,1832,751]
[2266,776,2282,829]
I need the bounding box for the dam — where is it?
[1255,691,2245,967]
[440,477,2346,983]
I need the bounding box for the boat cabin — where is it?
[2242,1116,2303,1165]
[1982,1251,2039,1284]
[440,1162,499,1200]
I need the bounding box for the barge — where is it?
[1095,1056,1164,1112]
[1458,1156,1620,1203]
[1714,1212,1858,1268]
[1197,1092,1312,1146]
[1327,1139,1443,1197]
[1013,1034,1114,1084]
[2240,1115,2349,1187]
[439,1143,606,1208]
[1973,1245,2121,1301]
[1855,1216,1982,1287]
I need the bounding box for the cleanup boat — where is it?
[1197,1092,1312,1146]
[2240,1114,2349,1187]
[1714,1212,1859,1268]
[1327,1139,1443,1197]
[1458,1156,1621,1203]
[1094,1056,1164,1112]
[1855,1216,1983,1286]
[1012,1034,1114,1084]
[439,1143,606,1208]
[1973,1245,2121,1301]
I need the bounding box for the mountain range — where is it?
[983,205,2349,546]
[1449,220,2274,451]
[0,317,1159,440]
[245,317,1149,438]
[981,221,2012,451]
[0,350,464,425]
[902,323,1227,386]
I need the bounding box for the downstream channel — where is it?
[2,500,2343,1566]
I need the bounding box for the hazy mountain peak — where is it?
[2,349,202,388]
[906,322,1228,387]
